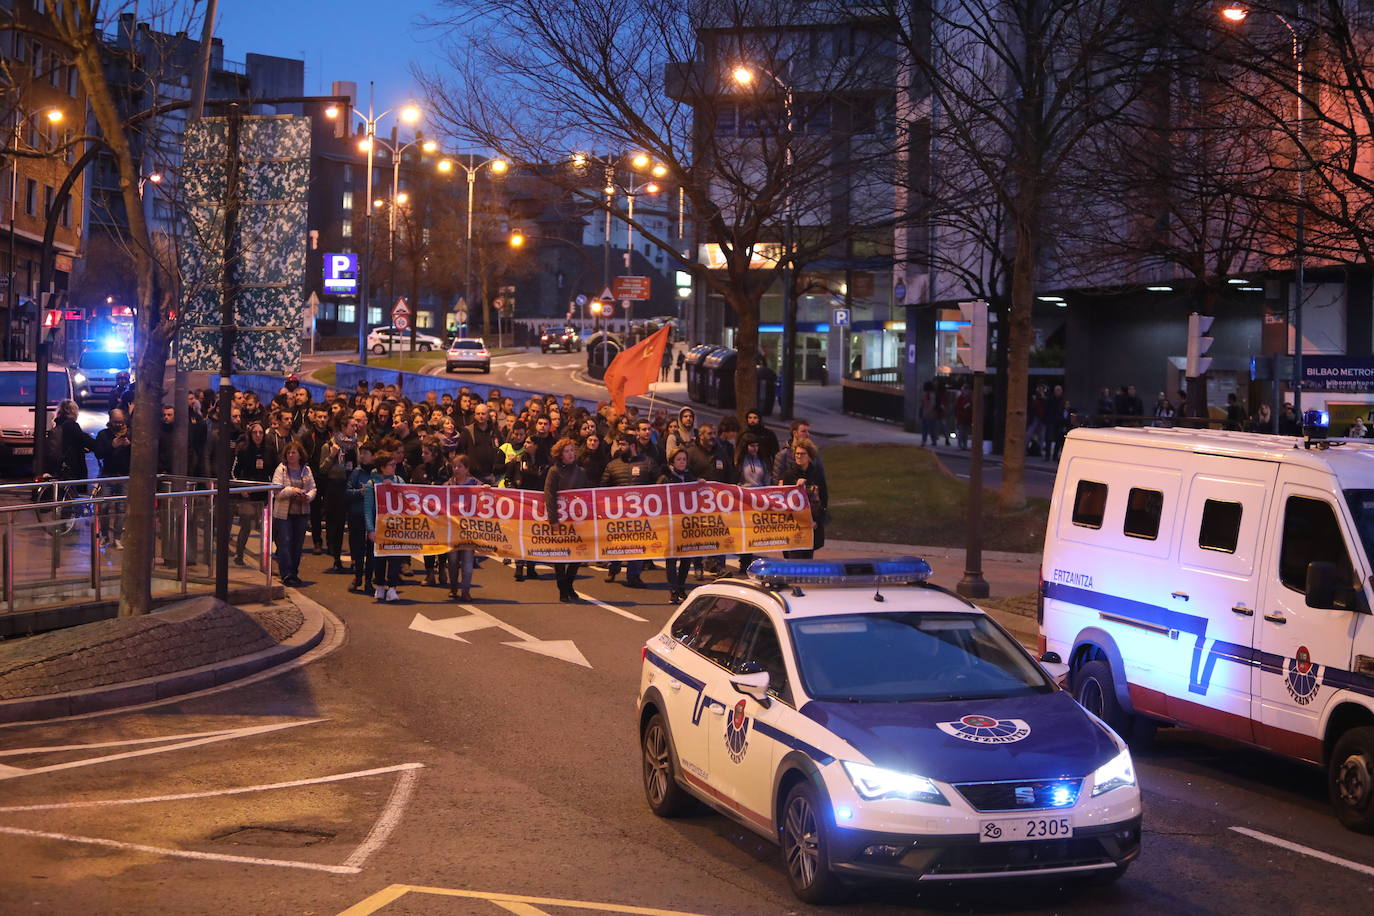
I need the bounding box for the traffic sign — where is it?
[64,309,85,321]
[832,308,850,328]
[613,276,651,300]
[622,299,631,311]
[42,310,61,329]
[392,298,411,319]
[394,314,410,331]
[575,294,588,307]
[597,286,614,303]
[455,308,468,324]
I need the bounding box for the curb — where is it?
[0,596,328,724]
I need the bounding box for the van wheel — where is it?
[1330,726,1374,832]
[1074,660,1134,738]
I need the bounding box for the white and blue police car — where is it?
[636,558,1142,903]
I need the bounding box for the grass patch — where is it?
[824,444,1048,553]
[312,364,336,385]
[364,353,446,371]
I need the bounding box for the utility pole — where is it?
[213,104,242,600]
[956,300,990,600]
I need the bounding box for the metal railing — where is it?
[0,475,278,621]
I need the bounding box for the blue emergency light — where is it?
[745,556,933,587]
[102,336,125,352]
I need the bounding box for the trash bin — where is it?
[683,345,721,403]
[672,367,682,384]
[756,363,778,416]
[702,348,736,409]
[586,333,623,381]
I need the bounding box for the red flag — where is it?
[604,323,672,415]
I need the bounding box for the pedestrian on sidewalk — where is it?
[658,448,697,603]
[546,438,590,603]
[231,422,273,565]
[954,383,973,450]
[660,342,673,383]
[271,441,316,587]
[346,443,375,592]
[364,450,406,603]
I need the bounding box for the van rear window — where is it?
[1071,480,1108,529]
[1124,488,1163,540]
[1198,500,1243,553]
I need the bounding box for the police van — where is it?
[1041,426,1374,831]
[638,558,1142,903]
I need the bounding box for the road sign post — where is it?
[956,299,990,600]
[391,298,410,355]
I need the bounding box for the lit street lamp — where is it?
[4,106,64,360]
[573,152,664,336]
[436,153,509,338]
[1221,4,1306,421]
[325,88,422,364]
[732,63,797,419]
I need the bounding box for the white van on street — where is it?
[1041,426,1374,831]
[0,362,73,468]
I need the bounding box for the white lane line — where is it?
[0,719,325,781]
[1229,826,1374,877]
[575,590,648,622]
[0,762,425,812]
[342,767,421,869]
[0,824,360,874]
[0,725,306,757]
[491,902,555,916]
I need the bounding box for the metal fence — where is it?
[0,475,278,634]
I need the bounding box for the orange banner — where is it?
[373,481,813,560]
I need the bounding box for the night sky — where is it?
[214,0,443,113]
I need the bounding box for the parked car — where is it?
[366,326,444,355]
[446,338,491,373]
[539,326,582,353]
[70,345,133,407]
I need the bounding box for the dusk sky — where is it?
[214,0,447,115]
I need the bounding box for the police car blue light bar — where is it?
[745,557,933,586]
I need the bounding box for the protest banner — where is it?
[373,481,813,560]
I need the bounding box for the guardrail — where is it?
[0,475,279,636]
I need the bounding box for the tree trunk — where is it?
[730,286,761,416]
[52,1,170,615]
[999,205,1036,513]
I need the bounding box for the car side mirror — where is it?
[730,671,771,707]
[1037,651,1070,688]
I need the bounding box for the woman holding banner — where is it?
[446,452,481,602]
[658,448,697,604]
[780,439,828,560]
[545,438,590,603]
[733,432,774,576]
[364,450,406,603]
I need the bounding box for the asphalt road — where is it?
[1,551,1372,915]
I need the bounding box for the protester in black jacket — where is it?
[459,403,503,483]
[780,438,828,559]
[657,448,697,602]
[599,436,655,587]
[230,422,276,565]
[93,408,131,548]
[544,437,590,603]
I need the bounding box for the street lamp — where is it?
[436,152,510,337]
[575,152,666,336]
[732,63,797,418]
[325,86,424,364]
[1221,4,1305,419]
[5,105,65,360]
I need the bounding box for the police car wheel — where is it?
[781,781,844,904]
[1073,660,1133,737]
[641,713,692,817]
[1330,726,1374,833]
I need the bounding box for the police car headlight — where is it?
[1090,748,1135,797]
[73,372,86,384]
[842,761,947,805]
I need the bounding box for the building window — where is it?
[60,196,70,228]
[341,220,352,238]
[342,164,353,185]
[367,306,382,325]
[42,185,53,219]
[322,302,337,320]
[417,311,433,329]
[67,65,77,97]
[338,303,356,324]
[342,190,353,211]
[24,179,36,216]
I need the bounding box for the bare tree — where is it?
[419,0,905,413]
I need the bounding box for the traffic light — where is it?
[1186,312,1214,377]
[42,309,61,329]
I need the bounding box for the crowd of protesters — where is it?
[66,373,828,605]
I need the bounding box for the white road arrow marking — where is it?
[409,607,592,668]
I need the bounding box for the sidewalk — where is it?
[0,590,332,724]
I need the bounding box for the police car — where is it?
[637,558,1142,902]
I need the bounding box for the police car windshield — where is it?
[1343,490,1374,568]
[788,612,1051,702]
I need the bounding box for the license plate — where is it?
[979,816,1072,843]
[12,447,32,455]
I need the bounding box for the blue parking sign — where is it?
[832,308,851,327]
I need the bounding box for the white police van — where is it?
[637,558,1142,902]
[1042,426,1374,831]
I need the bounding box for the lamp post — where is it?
[437,153,509,340]
[1222,5,1305,416]
[325,86,420,365]
[732,64,796,419]
[573,152,665,338]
